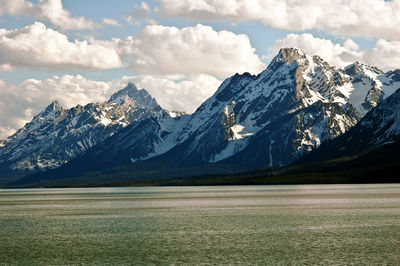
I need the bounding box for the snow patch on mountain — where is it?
[229,124,254,140]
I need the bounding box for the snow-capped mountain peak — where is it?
[0,83,166,174]
[344,61,384,77]
[40,100,63,117]
[266,48,400,117]
[46,100,62,110]
[107,82,159,109]
[274,47,307,64]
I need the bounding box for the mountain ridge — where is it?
[0,82,166,177]
[1,47,400,186]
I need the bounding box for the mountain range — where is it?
[1,48,400,187]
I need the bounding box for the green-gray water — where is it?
[1,184,400,265]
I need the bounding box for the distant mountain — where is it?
[0,83,164,176]
[2,48,400,187]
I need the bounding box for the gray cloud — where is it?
[0,0,97,30]
[159,0,400,41]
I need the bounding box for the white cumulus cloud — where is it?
[0,0,96,30]
[159,0,400,41]
[364,39,400,71]
[270,33,400,71]
[0,22,263,76]
[102,18,122,27]
[115,24,265,77]
[0,22,122,71]
[130,1,152,19]
[128,74,221,113]
[0,64,13,72]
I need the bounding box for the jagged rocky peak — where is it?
[44,100,62,113]
[344,61,384,77]
[34,100,64,120]
[266,47,334,83]
[262,47,392,116]
[275,47,307,64]
[107,82,160,109]
[215,72,257,101]
[344,61,363,76]
[386,69,400,81]
[360,88,400,140]
[271,47,340,71]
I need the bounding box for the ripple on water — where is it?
[0,184,400,264]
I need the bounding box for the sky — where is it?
[1,0,400,138]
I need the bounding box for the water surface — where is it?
[1,184,400,264]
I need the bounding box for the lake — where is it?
[1,184,400,265]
